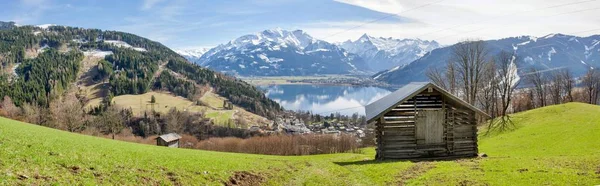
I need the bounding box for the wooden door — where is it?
[416,110,445,144]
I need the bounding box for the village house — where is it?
[366,82,490,160]
[156,133,182,148]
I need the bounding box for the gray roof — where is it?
[365,82,490,122]
[157,133,181,142]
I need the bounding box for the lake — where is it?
[260,84,392,115]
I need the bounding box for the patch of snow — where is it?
[238,64,246,69]
[529,36,538,42]
[388,65,402,72]
[36,24,56,29]
[547,47,556,61]
[83,50,113,57]
[373,73,384,80]
[517,40,530,46]
[542,33,557,39]
[347,62,357,70]
[104,40,147,52]
[269,57,283,63]
[257,53,268,61]
[38,44,49,54]
[259,66,269,69]
[524,56,534,65]
[33,31,41,36]
[11,63,20,77]
[257,53,283,63]
[568,37,579,43]
[72,39,87,44]
[305,48,330,54]
[509,56,520,87]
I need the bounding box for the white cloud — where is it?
[315,0,600,45]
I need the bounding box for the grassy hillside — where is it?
[85,91,270,126]
[1,102,600,185]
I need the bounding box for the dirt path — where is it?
[395,162,435,185]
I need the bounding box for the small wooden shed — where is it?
[156,133,182,148]
[366,82,490,160]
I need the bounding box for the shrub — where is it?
[195,134,360,155]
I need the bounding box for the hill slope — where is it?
[0,24,281,118]
[1,102,600,185]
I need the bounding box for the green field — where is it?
[1,102,599,185]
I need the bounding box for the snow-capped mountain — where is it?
[375,33,600,85]
[197,28,370,76]
[175,48,210,62]
[339,34,440,71]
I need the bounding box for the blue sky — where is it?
[2,0,599,49]
[1,0,408,48]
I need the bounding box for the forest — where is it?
[0,24,283,143]
[0,24,281,117]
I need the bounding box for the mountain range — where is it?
[374,34,600,85]
[183,28,370,76]
[339,34,440,71]
[177,30,442,76]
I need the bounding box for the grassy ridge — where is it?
[1,103,600,185]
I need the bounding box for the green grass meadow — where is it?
[1,102,599,185]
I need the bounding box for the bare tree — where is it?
[582,68,600,104]
[96,106,125,139]
[449,40,490,105]
[559,69,574,102]
[476,61,497,116]
[427,40,490,103]
[487,51,520,133]
[165,107,184,133]
[21,102,43,124]
[548,71,563,105]
[49,94,86,132]
[1,96,20,118]
[525,68,547,107]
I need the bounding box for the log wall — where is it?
[375,89,478,160]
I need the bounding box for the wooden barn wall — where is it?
[375,89,478,160]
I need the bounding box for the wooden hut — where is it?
[156,133,182,148]
[366,82,490,160]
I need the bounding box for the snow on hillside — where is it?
[104,40,147,52]
[36,24,56,29]
[83,50,113,58]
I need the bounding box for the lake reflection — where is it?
[260,84,392,115]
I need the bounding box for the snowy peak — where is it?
[339,34,441,71]
[175,48,211,62]
[197,28,370,76]
[228,28,315,50]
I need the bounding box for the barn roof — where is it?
[157,133,181,142]
[366,82,490,122]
